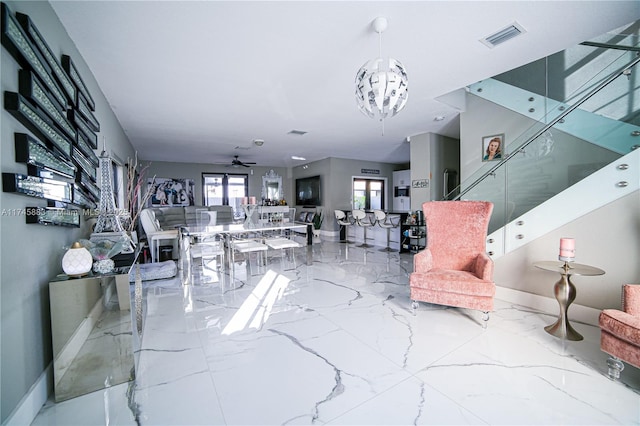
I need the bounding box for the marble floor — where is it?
[33,241,640,425]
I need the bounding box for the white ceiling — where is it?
[49,1,640,168]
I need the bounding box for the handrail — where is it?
[449,53,640,201]
[580,41,640,53]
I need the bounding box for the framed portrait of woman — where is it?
[482,133,504,162]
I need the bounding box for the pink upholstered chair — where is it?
[599,284,640,380]
[409,201,495,327]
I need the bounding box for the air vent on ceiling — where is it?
[480,22,525,48]
[288,129,308,136]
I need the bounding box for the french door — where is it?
[353,178,384,210]
[202,173,248,218]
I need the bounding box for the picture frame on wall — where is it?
[148,177,195,206]
[482,133,504,162]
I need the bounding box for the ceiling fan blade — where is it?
[229,156,256,167]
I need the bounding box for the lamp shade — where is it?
[355,57,408,120]
[62,242,93,277]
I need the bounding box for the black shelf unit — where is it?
[400,220,426,253]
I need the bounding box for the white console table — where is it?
[257,205,291,224]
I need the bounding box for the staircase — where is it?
[453,22,640,259]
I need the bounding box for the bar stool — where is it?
[334,210,355,244]
[373,210,400,252]
[352,209,374,248]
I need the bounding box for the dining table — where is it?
[180,220,308,280]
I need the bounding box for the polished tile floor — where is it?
[33,241,640,425]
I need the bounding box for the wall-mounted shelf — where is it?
[26,206,80,227]
[4,92,73,159]
[77,171,99,201]
[72,147,96,181]
[2,172,72,203]
[15,133,76,179]
[75,131,98,166]
[72,184,97,209]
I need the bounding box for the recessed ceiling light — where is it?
[291,156,306,161]
[253,139,264,146]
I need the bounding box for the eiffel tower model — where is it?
[91,140,133,252]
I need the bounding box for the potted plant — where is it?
[312,210,323,238]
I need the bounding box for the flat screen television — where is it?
[295,175,321,206]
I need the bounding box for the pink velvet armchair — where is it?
[599,284,640,380]
[409,201,495,327]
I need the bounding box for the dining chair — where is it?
[190,233,225,272]
[264,236,302,270]
[231,237,268,277]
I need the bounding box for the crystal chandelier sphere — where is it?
[355,57,408,120]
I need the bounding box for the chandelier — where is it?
[355,17,408,128]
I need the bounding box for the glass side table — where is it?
[533,261,605,341]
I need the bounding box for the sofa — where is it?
[149,205,235,229]
[599,284,640,380]
[138,206,234,261]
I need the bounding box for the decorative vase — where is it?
[312,229,321,238]
[62,242,93,277]
[93,258,115,275]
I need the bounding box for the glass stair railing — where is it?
[452,20,640,240]
[469,78,639,155]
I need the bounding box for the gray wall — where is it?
[409,132,459,210]
[291,157,404,232]
[460,93,620,229]
[143,157,404,235]
[143,161,291,206]
[0,1,134,421]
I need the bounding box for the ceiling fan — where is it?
[229,155,256,168]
